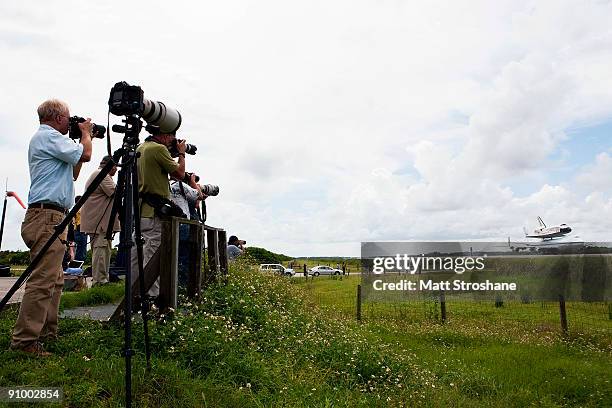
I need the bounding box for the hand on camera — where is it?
[176,139,187,154]
[78,118,93,137]
[189,173,199,189]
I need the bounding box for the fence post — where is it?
[356,284,362,321]
[495,296,504,308]
[218,230,228,281]
[186,221,202,299]
[205,228,220,286]
[158,218,178,311]
[440,290,446,323]
[559,294,568,335]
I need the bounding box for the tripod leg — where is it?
[117,153,134,408]
[131,158,152,371]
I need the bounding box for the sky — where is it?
[0,0,611,257]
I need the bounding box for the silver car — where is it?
[259,264,295,277]
[309,265,343,276]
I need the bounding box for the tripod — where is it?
[0,114,151,408]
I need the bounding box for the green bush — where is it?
[0,250,31,265]
[243,246,292,264]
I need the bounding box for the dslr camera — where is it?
[168,138,197,157]
[108,81,182,134]
[182,172,220,196]
[69,116,106,140]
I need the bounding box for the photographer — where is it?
[170,173,202,221]
[131,127,186,297]
[170,173,203,286]
[11,99,92,356]
[81,156,120,286]
[228,235,246,261]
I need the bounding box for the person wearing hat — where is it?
[227,235,245,261]
[80,155,121,286]
[131,127,186,296]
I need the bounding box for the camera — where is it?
[69,116,106,140]
[108,81,144,116]
[108,81,182,134]
[181,173,220,196]
[200,184,219,196]
[168,138,197,157]
[181,172,219,196]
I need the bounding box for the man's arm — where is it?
[100,175,116,197]
[169,140,186,180]
[169,155,185,180]
[73,163,83,180]
[73,120,93,180]
[78,120,93,162]
[187,173,203,201]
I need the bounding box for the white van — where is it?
[259,264,295,277]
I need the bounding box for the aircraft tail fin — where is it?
[523,226,529,236]
[537,216,546,228]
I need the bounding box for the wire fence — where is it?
[302,277,611,348]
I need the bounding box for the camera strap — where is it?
[140,192,186,218]
[176,180,187,200]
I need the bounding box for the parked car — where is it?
[308,265,343,276]
[259,264,295,277]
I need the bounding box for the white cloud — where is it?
[574,152,612,193]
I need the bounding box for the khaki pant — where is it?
[90,233,112,284]
[11,208,67,349]
[130,216,162,297]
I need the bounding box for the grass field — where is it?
[295,275,612,406]
[299,275,612,341]
[0,267,610,407]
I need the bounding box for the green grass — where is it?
[59,282,125,311]
[295,276,612,406]
[0,268,610,407]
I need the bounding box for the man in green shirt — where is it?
[131,129,186,296]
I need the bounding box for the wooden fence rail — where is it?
[110,217,227,321]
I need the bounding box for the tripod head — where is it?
[111,114,143,148]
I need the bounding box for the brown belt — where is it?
[28,203,68,214]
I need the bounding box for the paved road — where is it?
[0,277,23,304]
[291,273,361,278]
[1,276,94,305]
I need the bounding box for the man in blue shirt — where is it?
[10,99,93,356]
[227,235,245,261]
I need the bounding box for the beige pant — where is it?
[130,216,162,297]
[11,208,67,348]
[90,233,112,284]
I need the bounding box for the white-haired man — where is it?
[10,99,92,356]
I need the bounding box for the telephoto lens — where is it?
[142,100,182,134]
[168,139,197,157]
[201,184,219,196]
[184,144,197,155]
[69,116,106,139]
